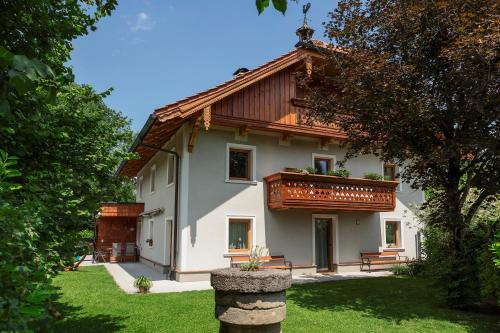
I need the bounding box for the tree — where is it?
[303,0,499,306]
[0,1,137,330]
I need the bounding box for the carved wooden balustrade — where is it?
[264,172,398,212]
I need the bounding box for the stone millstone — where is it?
[211,269,292,293]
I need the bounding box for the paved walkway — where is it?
[81,261,393,294]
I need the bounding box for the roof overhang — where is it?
[117,41,343,178]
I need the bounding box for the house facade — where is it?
[117,39,424,282]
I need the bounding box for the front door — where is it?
[315,218,332,271]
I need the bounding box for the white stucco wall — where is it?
[134,131,183,266]
[179,127,424,272]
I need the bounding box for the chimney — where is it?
[233,67,250,77]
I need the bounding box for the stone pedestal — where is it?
[211,269,292,333]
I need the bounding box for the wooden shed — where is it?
[95,202,144,262]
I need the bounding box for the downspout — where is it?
[139,143,180,280]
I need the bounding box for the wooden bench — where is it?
[230,255,292,271]
[360,251,408,273]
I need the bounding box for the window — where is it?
[383,163,402,191]
[138,177,143,199]
[384,164,396,181]
[147,219,154,247]
[312,154,336,175]
[150,165,156,193]
[137,221,142,244]
[226,144,256,182]
[385,221,401,248]
[228,218,252,252]
[167,154,175,186]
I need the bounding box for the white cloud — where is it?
[129,12,153,32]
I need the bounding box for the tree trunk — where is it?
[445,158,468,306]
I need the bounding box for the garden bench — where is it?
[360,251,408,273]
[230,255,292,271]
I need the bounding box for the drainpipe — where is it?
[139,143,180,280]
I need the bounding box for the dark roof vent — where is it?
[233,67,250,77]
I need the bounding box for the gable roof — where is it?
[118,41,341,177]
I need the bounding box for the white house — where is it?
[116,37,423,282]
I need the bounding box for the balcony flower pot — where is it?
[211,268,292,333]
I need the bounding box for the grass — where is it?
[52,266,499,333]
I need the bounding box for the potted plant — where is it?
[134,275,152,294]
[239,246,266,271]
[327,168,351,178]
[363,172,383,180]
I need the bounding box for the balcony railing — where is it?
[264,172,398,212]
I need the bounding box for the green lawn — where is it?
[52,266,498,333]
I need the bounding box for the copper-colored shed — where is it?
[95,202,144,261]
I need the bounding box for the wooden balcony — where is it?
[264,172,398,212]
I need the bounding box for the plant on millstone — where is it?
[134,275,152,293]
[239,246,269,271]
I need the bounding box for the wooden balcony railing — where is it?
[264,172,398,212]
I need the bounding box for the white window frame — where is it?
[311,214,339,267]
[225,214,256,255]
[166,151,175,188]
[381,162,403,192]
[136,220,142,247]
[226,143,257,184]
[164,217,173,264]
[312,153,336,174]
[150,165,156,193]
[137,176,143,200]
[382,218,404,250]
[148,219,154,248]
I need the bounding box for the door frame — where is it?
[311,214,339,271]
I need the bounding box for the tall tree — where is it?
[0,1,137,330]
[303,0,499,306]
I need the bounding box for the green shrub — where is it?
[239,246,268,271]
[327,169,351,177]
[363,172,383,180]
[407,260,426,277]
[134,276,152,293]
[390,264,411,276]
[303,167,318,175]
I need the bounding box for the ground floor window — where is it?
[228,218,252,252]
[385,220,401,248]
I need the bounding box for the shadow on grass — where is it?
[51,285,128,333]
[287,276,498,333]
[52,303,127,333]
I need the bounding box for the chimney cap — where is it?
[233,67,250,76]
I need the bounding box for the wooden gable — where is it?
[118,43,346,178]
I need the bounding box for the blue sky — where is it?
[69,1,338,131]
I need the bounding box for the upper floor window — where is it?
[385,220,401,248]
[384,163,402,191]
[384,164,396,181]
[138,176,143,199]
[150,165,156,193]
[226,143,256,183]
[167,154,175,186]
[312,154,336,175]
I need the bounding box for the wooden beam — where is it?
[188,117,202,153]
[305,55,313,78]
[203,106,211,130]
[239,125,249,137]
[320,137,333,150]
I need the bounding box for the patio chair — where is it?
[125,243,136,257]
